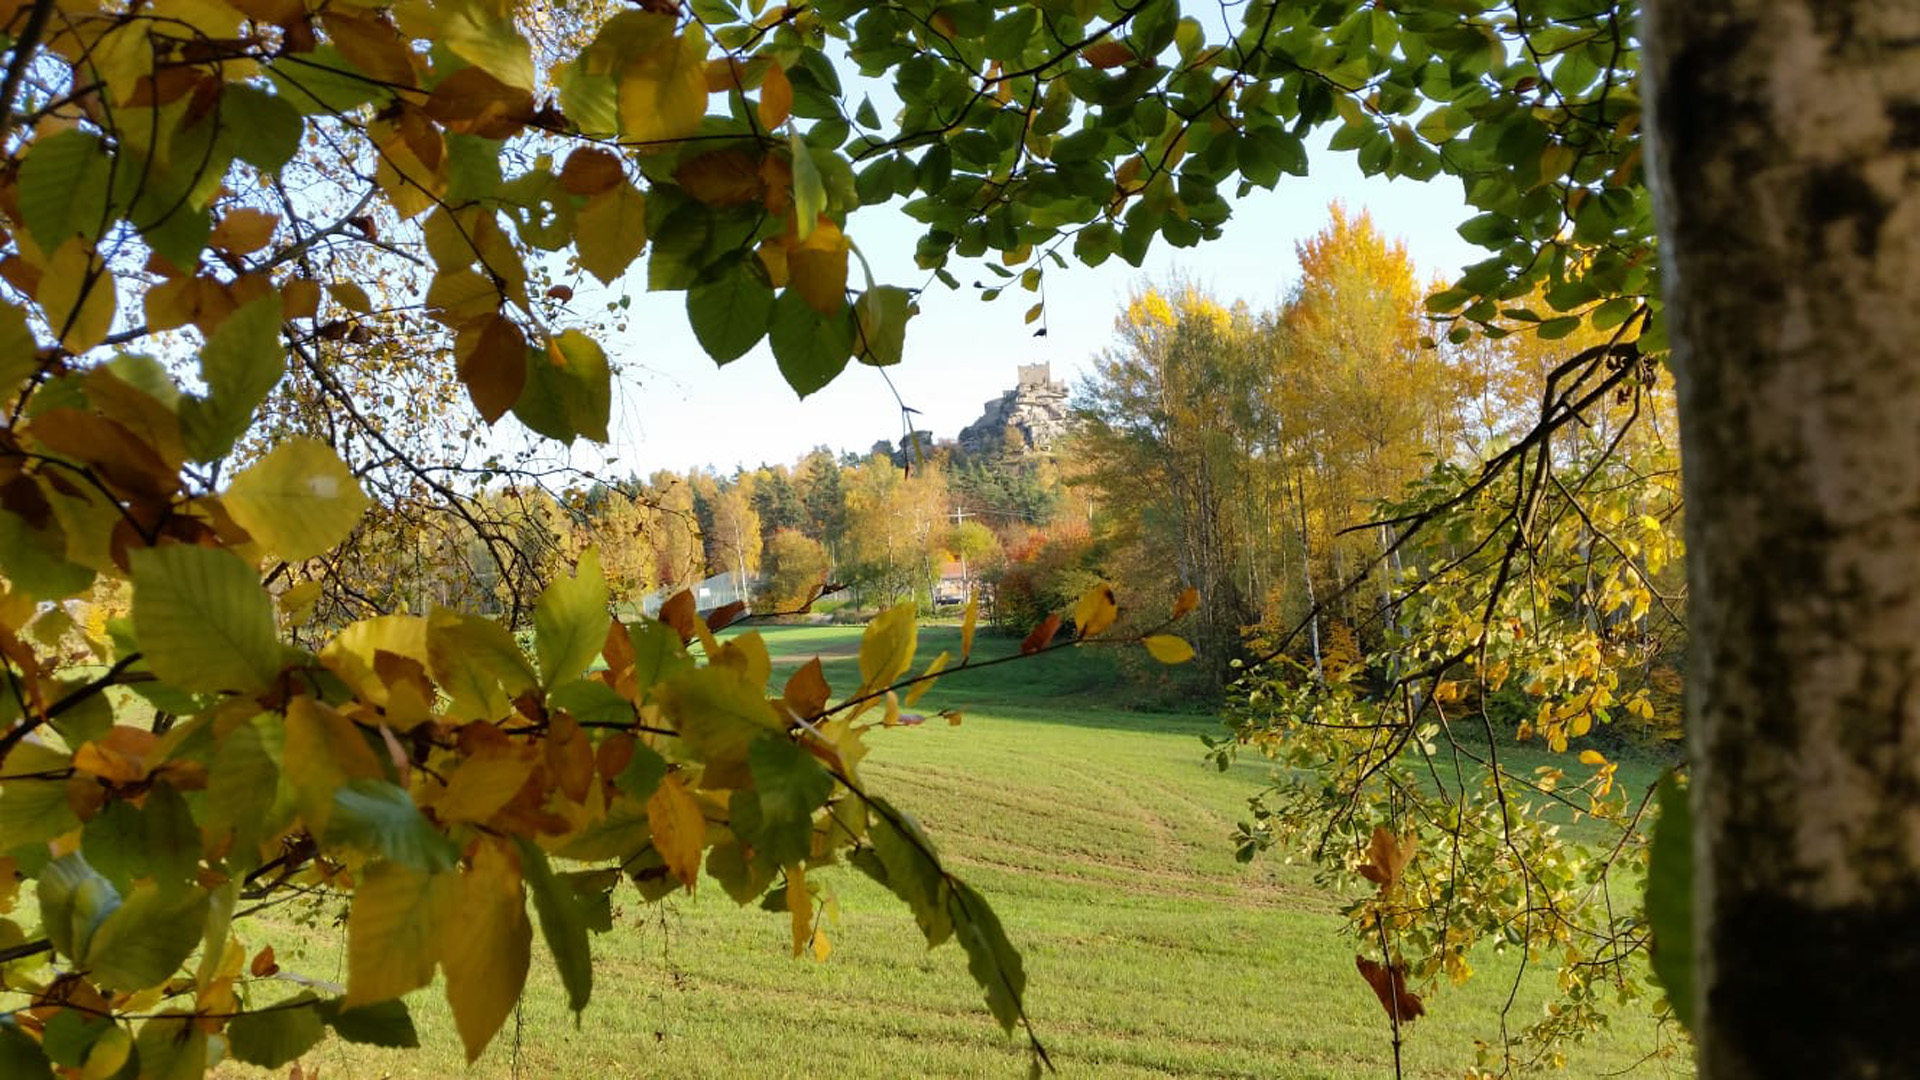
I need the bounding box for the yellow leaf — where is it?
[346,861,456,1006]
[435,747,539,825]
[441,840,531,1063]
[785,864,810,957]
[575,181,648,285]
[321,613,431,706]
[618,23,709,145]
[1579,749,1608,766]
[332,282,373,314]
[279,579,322,623]
[209,208,278,256]
[1071,582,1117,639]
[283,697,385,837]
[787,216,849,315]
[1142,634,1195,665]
[858,601,918,690]
[960,594,978,661]
[222,436,371,560]
[811,925,831,963]
[1024,301,1042,325]
[38,239,115,353]
[903,650,948,707]
[647,773,705,891]
[758,62,792,131]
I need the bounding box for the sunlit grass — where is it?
[229,624,1687,1078]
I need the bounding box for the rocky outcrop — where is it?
[956,363,1072,456]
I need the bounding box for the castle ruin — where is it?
[956,363,1073,456]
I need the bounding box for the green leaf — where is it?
[548,677,632,728]
[614,742,669,802]
[952,878,1027,1034]
[655,664,784,789]
[228,994,325,1070]
[181,295,286,462]
[0,1018,52,1076]
[854,285,912,367]
[133,1013,207,1080]
[427,606,537,721]
[17,129,111,249]
[206,717,282,869]
[84,882,210,992]
[1647,774,1694,1032]
[0,300,34,393]
[516,838,593,1015]
[514,330,611,444]
[35,854,118,961]
[267,46,387,115]
[534,547,609,688]
[1456,212,1514,248]
[576,181,649,285]
[327,779,459,872]
[687,257,775,364]
[441,0,536,90]
[130,544,280,695]
[39,1006,114,1067]
[626,617,690,699]
[222,84,303,173]
[867,798,954,946]
[318,998,420,1048]
[346,861,456,1006]
[222,436,371,560]
[768,288,853,398]
[744,735,833,867]
[0,509,92,602]
[790,130,825,238]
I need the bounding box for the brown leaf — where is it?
[602,616,636,699]
[1082,40,1135,69]
[320,10,417,88]
[1355,955,1425,1022]
[1356,825,1417,893]
[658,590,698,644]
[424,65,534,139]
[559,147,626,197]
[674,149,765,207]
[783,657,830,718]
[1171,586,1199,619]
[1021,612,1062,655]
[545,714,595,805]
[704,599,747,633]
[249,945,278,978]
[454,314,527,424]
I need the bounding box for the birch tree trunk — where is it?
[1644,2,1920,1074]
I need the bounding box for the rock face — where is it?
[956,363,1072,456]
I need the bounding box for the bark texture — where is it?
[1643,2,1920,1075]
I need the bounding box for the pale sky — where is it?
[578,133,1481,480]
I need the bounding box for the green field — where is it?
[240,624,1684,1078]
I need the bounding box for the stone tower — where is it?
[956,363,1072,456]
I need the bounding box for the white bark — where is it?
[1644,1,1920,1074]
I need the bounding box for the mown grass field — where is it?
[239,623,1687,1079]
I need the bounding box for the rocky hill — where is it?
[956,363,1073,456]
